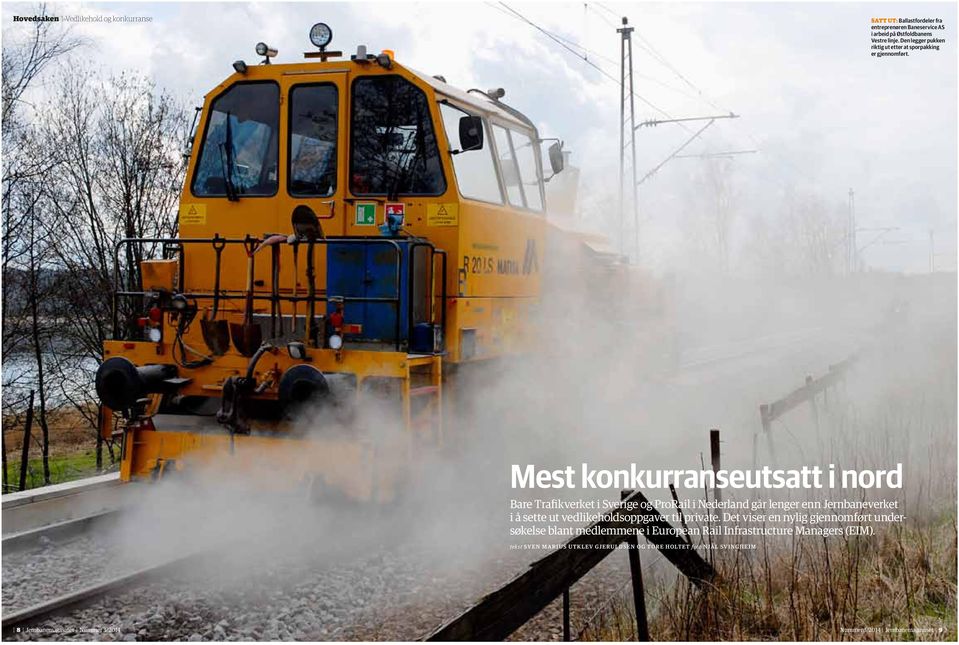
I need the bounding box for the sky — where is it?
[3,0,957,273]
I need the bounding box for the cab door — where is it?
[279,69,350,235]
[272,70,350,322]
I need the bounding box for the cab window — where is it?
[492,124,524,208]
[439,103,502,204]
[192,82,279,197]
[510,129,543,212]
[350,76,445,196]
[289,84,338,197]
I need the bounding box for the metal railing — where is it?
[111,235,447,353]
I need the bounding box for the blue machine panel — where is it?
[327,240,410,343]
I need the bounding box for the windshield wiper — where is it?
[219,111,239,201]
[388,130,424,201]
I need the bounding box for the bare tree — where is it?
[23,187,55,484]
[702,157,737,274]
[3,15,186,483]
[2,5,83,488]
[1,4,84,133]
[784,192,845,277]
[41,70,187,365]
[29,69,188,467]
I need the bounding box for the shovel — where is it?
[290,237,299,334]
[256,233,290,340]
[291,206,322,346]
[230,236,263,357]
[200,236,231,356]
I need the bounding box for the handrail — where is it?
[111,236,447,353]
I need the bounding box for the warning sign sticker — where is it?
[179,203,206,226]
[427,203,459,226]
[355,203,376,226]
[385,202,405,225]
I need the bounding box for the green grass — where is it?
[4,450,103,491]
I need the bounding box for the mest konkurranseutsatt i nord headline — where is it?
[511,464,903,490]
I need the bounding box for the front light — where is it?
[287,341,306,360]
[309,22,332,49]
[328,334,343,350]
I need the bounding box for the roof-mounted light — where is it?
[255,42,277,64]
[304,23,342,61]
[309,22,333,49]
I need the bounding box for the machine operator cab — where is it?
[174,24,565,361]
[95,25,566,493]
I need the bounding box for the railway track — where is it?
[2,509,124,555]
[0,331,860,640]
[1,552,209,637]
[2,472,136,537]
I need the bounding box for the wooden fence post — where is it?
[2,419,7,492]
[96,406,103,472]
[668,483,691,544]
[19,390,35,492]
[621,490,650,641]
[562,588,570,641]
[823,365,831,409]
[710,429,723,547]
[759,403,777,466]
[806,375,821,447]
[425,488,713,641]
[710,429,722,504]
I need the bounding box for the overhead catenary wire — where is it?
[494,1,783,178]
[587,2,620,29]
[536,27,729,105]
[491,2,682,124]
[638,118,717,186]
[595,2,731,115]
[597,3,841,190]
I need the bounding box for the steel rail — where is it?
[2,509,124,554]
[1,551,210,635]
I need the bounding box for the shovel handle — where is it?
[211,235,226,318]
[243,236,257,325]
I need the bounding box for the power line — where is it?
[494,0,760,164]
[594,2,620,20]
[599,5,834,188]
[595,2,730,115]
[638,118,717,186]
[530,24,724,104]
[492,2,680,122]
[586,2,619,29]
[633,33,729,114]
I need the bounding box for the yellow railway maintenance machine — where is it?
[95,25,567,501]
